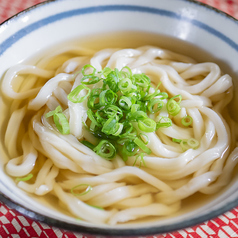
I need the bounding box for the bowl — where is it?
[0,0,238,236]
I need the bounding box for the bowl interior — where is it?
[0,0,238,236]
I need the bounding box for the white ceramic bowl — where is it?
[0,0,238,236]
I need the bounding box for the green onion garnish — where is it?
[138,118,156,133]
[93,140,116,159]
[172,138,182,143]
[48,65,186,160]
[16,173,33,182]
[156,116,172,129]
[71,184,92,196]
[138,133,149,145]
[133,153,146,168]
[45,106,70,134]
[166,94,182,116]
[81,75,101,85]
[173,138,199,151]
[88,205,104,210]
[67,84,91,103]
[134,137,151,154]
[181,115,193,126]
[99,89,117,106]
[180,140,190,152]
[147,98,164,113]
[45,105,62,118]
[81,64,96,76]
[118,77,133,94]
[81,140,95,150]
[122,140,139,161]
[53,113,70,135]
[187,138,199,149]
[119,96,132,110]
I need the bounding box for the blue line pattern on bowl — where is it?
[0,5,238,56]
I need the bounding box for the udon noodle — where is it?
[1,45,238,225]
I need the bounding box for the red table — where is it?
[1,0,238,237]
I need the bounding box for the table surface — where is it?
[0,0,238,237]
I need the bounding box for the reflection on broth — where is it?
[0,32,238,225]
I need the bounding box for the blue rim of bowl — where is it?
[0,0,238,236]
[1,0,238,56]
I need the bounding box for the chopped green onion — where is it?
[133,73,150,89]
[143,83,161,101]
[138,118,156,132]
[45,106,70,134]
[172,138,182,143]
[81,140,95,150]
[45,105,62,118]
[118,78,133,94]
[133,153,146,168]
[174,138,199,151]
[101,67,112,77]
[119,96,132,111]
[99,89,117,106]
[101,117,118,135]
[93,111,103,124]
[53,112,70,134]
[156,116,172,129]
[112,123,124,136]
[121,66,132,78]
[134,137,151,154]
[64,65,187,160]
[104,70,120,92]
[119,122,134,138]
[130,104,140,114]
[67,84,91,103]
[104,105,123,119]
[139,133,149,145]
[16,174,33,182]
[147,98,163,113]
[129,111,147,121]
[81,64,96,76]
[180,140,190,152]
[187,138,199,149]
[171,94,182,104]
[71,184,92,196]
[181,115,193,126]
[93,140,116,159]
[157,92,168,99]
[128,93,140,104]
[81,75,101,85]
[166,95,181,116]
[122,140,139,161]
[87,109,101,127]
[87,89,101,109]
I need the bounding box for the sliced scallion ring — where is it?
[187,138,199,149]
[67,84,91,103]
[71,184,92,196]
[181,115,193,126]
[93,140,116,159]
[16,174,33,182]
[138,118,156,132]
